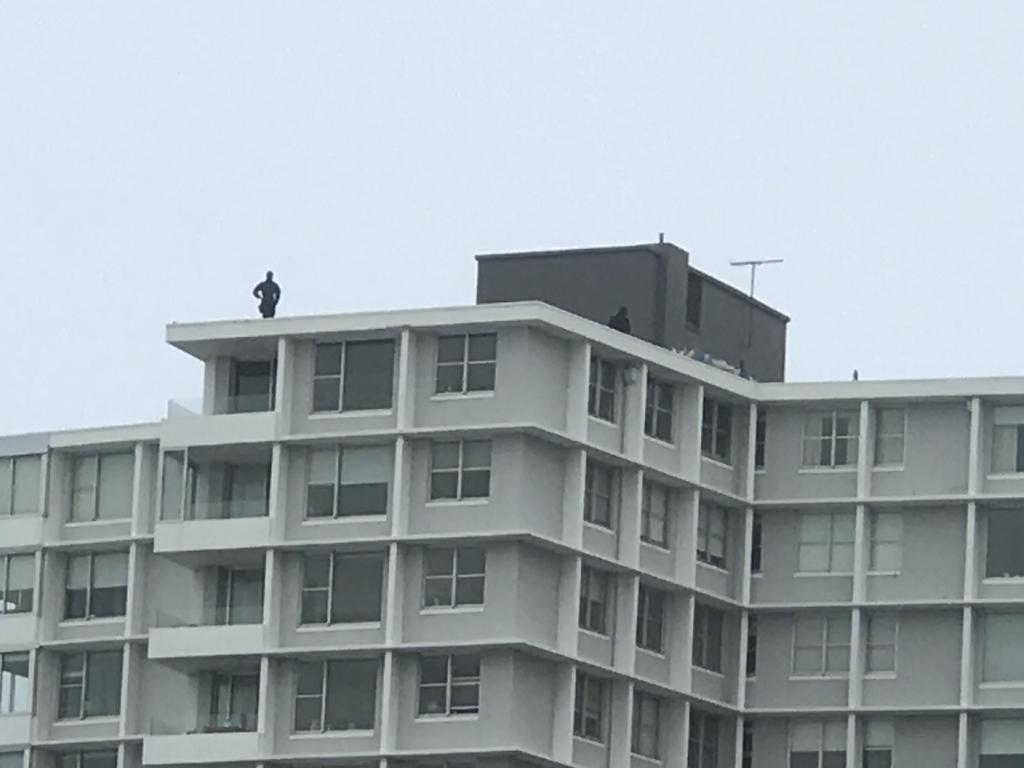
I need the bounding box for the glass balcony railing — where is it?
[167,393,275,418]
[183,499,269,521]
[155,600,265,629]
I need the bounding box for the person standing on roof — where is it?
[608,306,631,333]
[253,271,281,318]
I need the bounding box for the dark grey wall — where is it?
[475,243,788,381]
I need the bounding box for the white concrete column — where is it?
[853,505,868,604]
[959,397,982,768]
[124,543,147,636]
[744,402,758,502]
[680,383,705,481]
[118,642,142,738]
[266,443,286,541]
[557,556,582,656]
[390,437,413,538]
[256,656,274,744]
[273,337,292,432]
[562,449,586,550]
[675,488,699,587]
[384,542,404,646]
[618,468,642,568]
[613,573,639,675]
[378,651,400,752]
[566,341,591,440]
[263,549,282,647]
[845,712,859,768]
[669,591,694,692]
[551,663,576,763]
[608,679,634,766]
[622,362,647,461]
[957,712,970,768]
[857,400,871,500]
[395,328,416,432]
[967,397,982,494]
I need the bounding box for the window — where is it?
[0,652,29,713]
[644,377,674,442]
[751,513,763,574]
[755,408,767,469]
[312,340,395,413]
[435,333,497,394]
[588,356,617,422]
[869,512,902,572]
[992,408,1024,473]
[802,411,859,468]
[797,512,854,574]
[789,720,846,768]
[231,359,275,413]
[747,614,758,677]
[300,552,385,625]
[58,650,123,719]
[417,654,480,716]
[983,613,1024,681]
[866,614,897,675]
[423,547,485,608]
[792,614,851,677]
[0,752,22,768]
[0,554,33,615]
[641,480,670,547]
[584,460,615,529]
[208,672,259,731]
[692,603,724,672]
[56,753,118,768]
[701,397,732,463]
[214,568,264,625]
[686,273,703,329]
[743,720,754,768]
[986,509,1024,578]
[631,691,660,758]
[69,453,134,522]
[688,711,719,768]
[573,671,605,742]
[697,503,728,569]
[64,553,129,620]
[863,720,894,768]
[429,441,491,501]
[874,408,906,466]
[0,455,41,516]
[305,445,391,518]
[636,584,665,653]
[294,658,378,732]
[579,566,610,635]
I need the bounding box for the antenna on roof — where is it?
[658,232,665,244]
[729,259,784,298]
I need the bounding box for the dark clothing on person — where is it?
[608,307,631,333]
[253,278,281,318]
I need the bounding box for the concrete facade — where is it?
[1,300,1024,767]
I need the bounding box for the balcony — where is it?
[144,713,263,766]
[162,394,278,448]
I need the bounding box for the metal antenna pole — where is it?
[729,259,784,299]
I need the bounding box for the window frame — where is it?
[746,614,758,678]
[57,650,123,720]
[0,554,34,616]
[304,444,391,519]
[640,479,670,548]
[751,512,763,574]
[292,657,378,733]
[0,651,30,715]
[801,410,860,469]
[54,752,118,768]
[797,512,855,574]
[755,408,767,470]
[422,546,486,609]
[428,440,492,502]
[311,339,396,414]
[865,614,898,676]
[868,511,902,574]
[688,710,719,768]
[434,333,497,395]
[631,690,661,759]
[584,459,616,529]
[697,503,728,570]
[416,654,481,718]
[587,356,618,423]
[63,552,129,621]
[579,565,610,635]
[788,720,848,768]
[636,583,666,654]
[299,551,385,626]
[573,671,606,743]
[0,455,41,517]
[874,407,907,467]
[644,376,674,443]
[701,397,732,464]
[791,614,851,678]
[692,602,724,673]
[68,452,135,523]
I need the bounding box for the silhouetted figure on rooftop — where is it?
[253,271,281,318]
[608,306,631,333]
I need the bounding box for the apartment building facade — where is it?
[2,301,1024,768]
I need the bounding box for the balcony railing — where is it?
[167,394,275,418]
[182,499,269,521]
[155,601,264,629]
[193,712,258,734]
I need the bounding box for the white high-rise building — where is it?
[4,252,1024,768]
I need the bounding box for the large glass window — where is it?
[636,583,666,654]
[863,720,894,768]
[0,555,34,615]
[294,658,378,732]
[584,459,615,529]
[435,333,497,394]
[423,547,485,608]
[417,654,480,717]
[874,408,906,466]
[0,652,29,714]
[588,357,617,422]
[58,650,123,719]
[214,568,264,626]
[789,720,847,768]
[697,503,728,569]
[0,455,41,516]
[797,512,854,574]
[64,553,129,620]
[579,566,609,635]
[802,411,859,468]
[312,340,395,413]
[692,603,724,672]
[300,552,385,625]
[983,613,1024,681]
[751,513,763,574]
[755,408,767,469]
[631,690,660,758]
[866,614,897,675]
[701,397,732,463]
[644,377,674,442]
[792,614,851,677]
[429,441,491,501]
[0,752,23,768]
[747,614,758,677]
[641,480,669,548]
[70,453,134,522]
[208,672,259,731]
[869,512,902,573]
[987,509,1024,578]
[230,360,275,413]
[56,753,117,768]
[306,445,391,518]
[992,408,1024,473]
[688,711,719,768]
[573,671,605,742]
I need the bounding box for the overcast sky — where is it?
[2,2,1023,435]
